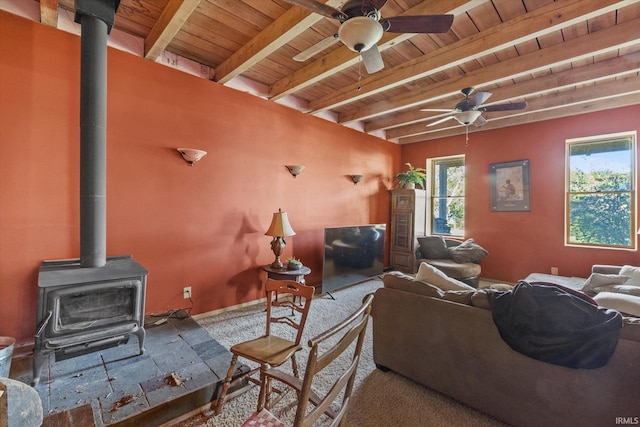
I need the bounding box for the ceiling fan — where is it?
[285,0,453,74]
[422,87,528,127]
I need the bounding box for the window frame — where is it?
[426,155,465,237]
[565,131,637,250]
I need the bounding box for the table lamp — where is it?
[265,208,296,268]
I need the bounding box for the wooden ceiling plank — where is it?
[340,15,640,124]
[310,0,631,113]
[368,49,640,133]
[391,73,640,140]
[268,0,475,101]
[145,0,201,60]
[214,0,343,84]
[398,91,640,144]
[40,0,58,28]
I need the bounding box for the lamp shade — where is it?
[338,16,383,53]
[265,209,296,237]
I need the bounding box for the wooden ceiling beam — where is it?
[267,0,475,101]
[340,16,640,124]
[145,0,201,61]
[378,51,640,135]
[214,0,343,84]
[308,0,631,113]
[40,0,58,28]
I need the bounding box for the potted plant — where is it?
[394,163,427,189]
[286,257,302,270]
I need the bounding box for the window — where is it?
[428,156,465,236]
[566,132,636,249]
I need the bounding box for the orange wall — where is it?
[0,12,400,343]
[402,105,640,283]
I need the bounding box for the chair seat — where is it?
[242,408,285,427]
[231,335,302,367]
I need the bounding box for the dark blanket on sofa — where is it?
[487,281,623,369]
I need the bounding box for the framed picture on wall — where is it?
[490,160,530,212]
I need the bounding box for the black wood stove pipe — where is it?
[75,0,119,268]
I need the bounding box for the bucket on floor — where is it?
[0,336,16,377]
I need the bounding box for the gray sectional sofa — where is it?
[372,271,640,427]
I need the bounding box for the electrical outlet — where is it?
[551,267,559,276]
[183,286,192,299]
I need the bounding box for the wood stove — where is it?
[33,255,147,386]
[29,0,151,387]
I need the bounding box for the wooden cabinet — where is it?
[390,189,426,273]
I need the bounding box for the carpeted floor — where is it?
[187,278,508,427]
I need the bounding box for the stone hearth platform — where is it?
[9,310,238,426]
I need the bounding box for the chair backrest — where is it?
[265,278,315,346]
[294,293,374,427]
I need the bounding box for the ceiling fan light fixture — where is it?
[455,110,482,125]
[338,16,383,52]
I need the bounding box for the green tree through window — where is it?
[429,156,465,236]
[567,133,636,249]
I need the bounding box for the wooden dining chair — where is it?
[241,293,374,427]
[214,278,315,415]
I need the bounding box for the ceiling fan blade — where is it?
[360,44,384,74]
[380,15,454,33]
[362,0,388,13]
[473,116,487,127]
[293,34,339,62]
[469,91,492,107]
[420,108,455,112]
[427,115,456,127]
[482,101,527,112]
[283,0,348,20]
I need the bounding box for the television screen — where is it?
[321,224,386,294]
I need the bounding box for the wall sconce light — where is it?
[285,165,305,177]
[350,174,364,185]
[177,148,207,166]
[265,208,296,268]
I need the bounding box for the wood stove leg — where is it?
[134,328,146,355]
[32,351,47,387]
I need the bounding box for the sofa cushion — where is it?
[593,284,640,297]
[448,238,488,263]
[417,236,450,259]
[415,262,475,291]
[620,265,640,287]
[442,290,477,305]
[424,259,481,279]
[382,271,444,298]
[581,273,629,294]
[471,290,492,310]
[594,292,640,317]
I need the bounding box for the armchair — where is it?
[415,236,487,288]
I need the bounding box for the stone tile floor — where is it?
[9,310,235,426]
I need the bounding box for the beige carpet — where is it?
[189,278,508,427]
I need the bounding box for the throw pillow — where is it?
[620,265,640,287]
[594,292,640,317]
[382,271,444,298]
[417,236,449,259]
[581,273,629,294]
[415,262,475,291]
[448,238,489,264]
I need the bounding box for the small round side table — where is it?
[261,265,311,284]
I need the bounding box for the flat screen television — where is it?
[321,224,386,294]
